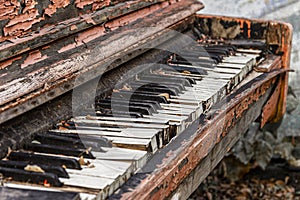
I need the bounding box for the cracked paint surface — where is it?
[0,0,126,43]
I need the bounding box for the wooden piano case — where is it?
[111,12,293,200]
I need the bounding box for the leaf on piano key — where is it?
[24,164,45,173]
[79,156,86,166]
[58,126,69,131]
[182,70,191,74]
[159,93,169,101]
[78,156,94,168]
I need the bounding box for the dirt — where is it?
[190,159,300,200]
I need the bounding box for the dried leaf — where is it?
[24,165,45,173]
[275,180,285,186]
[235,195,247,200]
[159,93,169,100]
[78,156,86,166]
[182,70,191,74]
[79,156,91,166]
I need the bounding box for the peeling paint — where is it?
[0,56,22,70]
[75,0,94,9]
[44,0,70,17]
[21,50,47,69]
[0,0,130,44]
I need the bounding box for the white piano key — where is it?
[74,115,169,124]
[105,136,157,152]
[60,174,114,190]
[51,129,158,152]
[160,103,202,118]
[66,159,134,192]
[70,119,169,130]
[93,147,149,169]
[50,128,159,140]
[67,159,132,179]
[236,49,261,54]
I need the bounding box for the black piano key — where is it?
[0,187,80,200]
[0,166,63,187]
[95,102,153,115]
[135,79,187,92]
[225,39,266,50]
[95,110,142,118]
[204,48,230,56]
[133,80,185,93]
[98,99,157,114]
[152,71,201,83]
[47,131,113,148]
[112,91,168,103]
[171,54,217,65]
[135,85,177,96]
[203,44,237,54]
[35,133,106,152]
[24,143,96,159]
[145,72,197,85]
[139,75,191,87]
[174,49,211,57]
[98,97,162,110]
[100,109,144,118]
[159,74,196,85]
[167,65,208,75]
[188,44,237,54]
[178,48,224,62]
[0,160,69,178]
[8,151,82,170]
[128,99,162,110]
[168,60,215,69]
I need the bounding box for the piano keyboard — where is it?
[0,41,266,199]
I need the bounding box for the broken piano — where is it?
[0,0,292,199]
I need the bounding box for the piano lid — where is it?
[0,0,204,124]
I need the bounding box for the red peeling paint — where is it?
[75,0,94,9]
[45,0,70,16]
[3,17,44,36]
[0,56,22,70]
[77,26,105,44]
[21,50,48,69]
[57,43,77,53]
[92,0,111,11]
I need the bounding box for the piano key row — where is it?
[0,44,262,199]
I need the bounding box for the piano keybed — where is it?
[0,38,267,199]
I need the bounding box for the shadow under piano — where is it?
[0,0,293,199]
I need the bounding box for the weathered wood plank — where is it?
[167,86,272,199]
[0,0,204,124]
[0,0,169,62]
